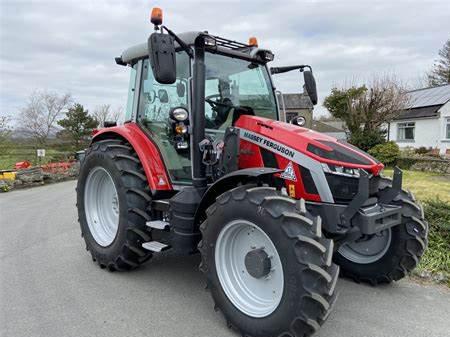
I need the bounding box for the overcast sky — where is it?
[1,0,449,119]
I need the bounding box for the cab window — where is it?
[137,53,192,183]
[125,64,137,122]
[204,52,277,132]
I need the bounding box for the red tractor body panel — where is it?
[236,115,382,173]
[235,115,384,202]
[92,123,172,191]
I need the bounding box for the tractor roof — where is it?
[121,31,201,64]
[118,31,273,65]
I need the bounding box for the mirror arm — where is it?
[270,65,311,74]
[161,26,193,58]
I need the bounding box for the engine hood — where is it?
[235,115,384,175]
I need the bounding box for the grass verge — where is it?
[384,169,450,286]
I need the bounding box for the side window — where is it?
[397,122,415,141]
[125,64,137,122]
[446,118,450,140]
[139,55,190,123]
[205,78,219,120]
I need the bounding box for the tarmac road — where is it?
[1,180,449,337]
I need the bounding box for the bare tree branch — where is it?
[92,104,122,127]
[18,90,72,146]
[0,115,12,145]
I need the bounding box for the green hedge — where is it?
[419,199,450,285]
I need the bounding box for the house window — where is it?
[446,118,450,139]
[397,122,415,141]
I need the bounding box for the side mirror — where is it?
[290,116,306,127]
[158,89,169,103]
[148,32,176,84]
[303,70,318,105]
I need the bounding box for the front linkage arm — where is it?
[378,166,403,204]
[341,167,404,235]
[308,167,405,247]
[339,169,370,228]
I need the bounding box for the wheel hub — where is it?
[245,248,271,279]
[215,220,284,318]
[84,167,120,247]
[338,228,392,264]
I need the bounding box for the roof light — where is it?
[150,7,163,26]
[248,37,258,47]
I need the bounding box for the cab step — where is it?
[142,241,170,252]
[146,220,170,230]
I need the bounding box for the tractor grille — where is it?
[325,174,381,203]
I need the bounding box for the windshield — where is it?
[204,53,278,129]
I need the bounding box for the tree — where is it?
[0,115,12,145]
[427,39,450,87]
[323,76,408,151]
[57,103,98,150]
[18,90,72,146]
[92,104,122,127]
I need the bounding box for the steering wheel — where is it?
[205,94,234,108]
[145,90,157,104]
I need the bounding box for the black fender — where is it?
[193,167,282,227]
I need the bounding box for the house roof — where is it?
[394,105,442,120]
[278,93,313,110]
[406,84,450,108]
[394,84,450,120]
[312,120,345,133]
[319,120,346,131]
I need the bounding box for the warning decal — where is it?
[280,162,297,181]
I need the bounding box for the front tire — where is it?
[335,181,428,285]
[199,185,339,337]
[77,139,153,271]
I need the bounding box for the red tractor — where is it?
[77,8,427,337]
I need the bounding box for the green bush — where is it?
[419,199,450,284]
[368,141,400,166]
[349,129,386,152]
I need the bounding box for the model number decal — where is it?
[242,131,295,158]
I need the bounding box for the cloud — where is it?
[1,0,449,118]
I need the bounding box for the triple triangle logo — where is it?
[280,162,297,181]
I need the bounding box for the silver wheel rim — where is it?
[338,229,392,264]
[84,167,120,247]
[215,220,284,318]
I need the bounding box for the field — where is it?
[0,143,73,170]
[383,169,450,285]
[383,169,450,203]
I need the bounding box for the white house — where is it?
[388,84,450,156]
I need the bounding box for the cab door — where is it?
[137,53,192,184]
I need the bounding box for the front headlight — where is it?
[322,163,363,178]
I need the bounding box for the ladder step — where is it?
[142,241,170,253]
[146,220,170,230]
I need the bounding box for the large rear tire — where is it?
[199,185,339,337]
[77,139,153,271]
[335,179,428,285]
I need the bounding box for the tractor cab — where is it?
[125,41,278,183]
[116,23,317,185]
